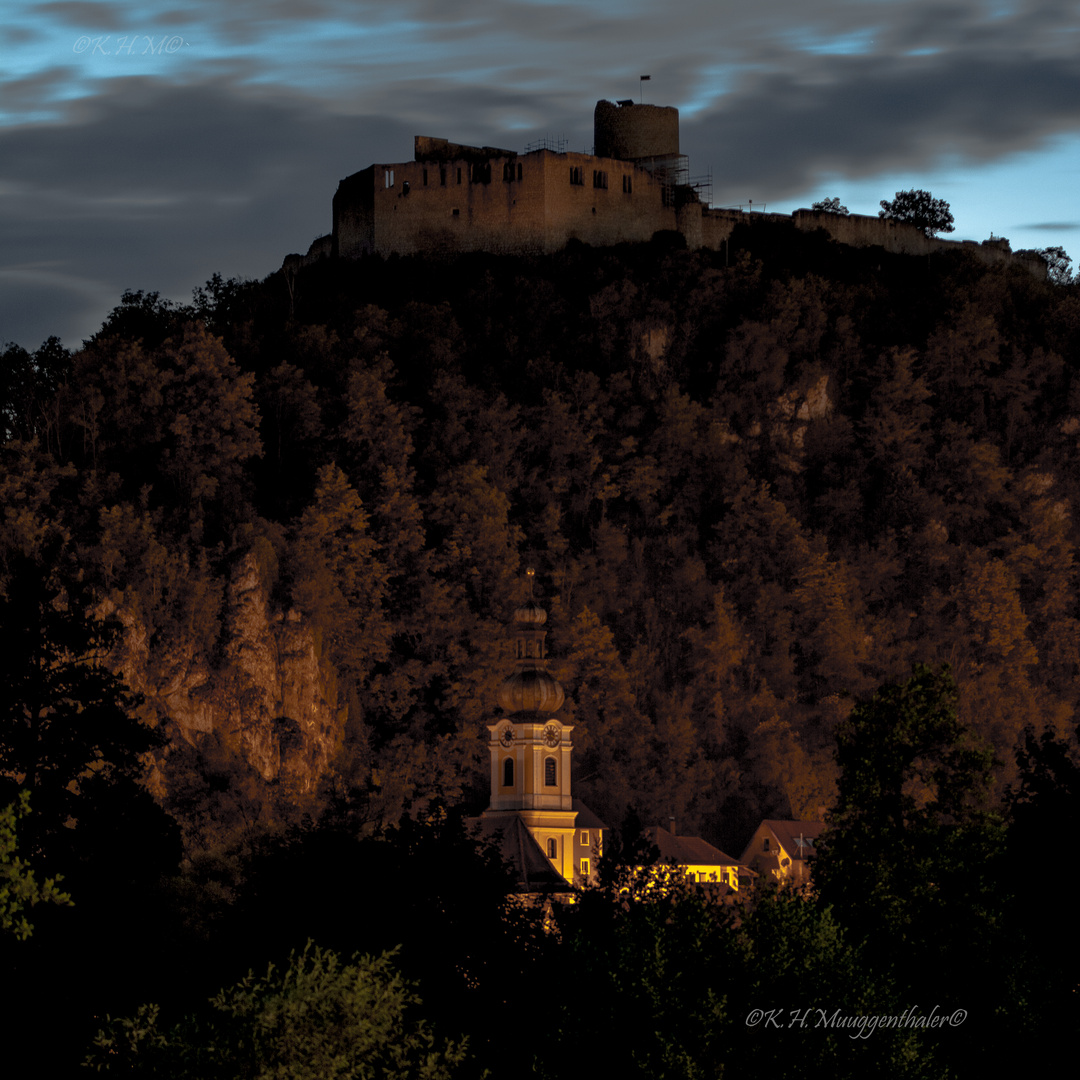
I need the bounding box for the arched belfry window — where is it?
[503,757,514,788]
[544,756,557,787]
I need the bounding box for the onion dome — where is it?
[497,667,565,714]
[513,600,547,625]
[496,568,564,714]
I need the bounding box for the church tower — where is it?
[482,569,584,884]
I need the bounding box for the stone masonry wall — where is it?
[332,149,678,258]
[594,100,680,160]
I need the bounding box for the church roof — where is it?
[470,815,572,894]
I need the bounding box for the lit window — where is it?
[547,838,557,860]
[544,757,557,786]
[580,830,589,846]
[503,758,514,787]
[580,858,590,878]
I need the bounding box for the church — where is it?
[471,569,607,895]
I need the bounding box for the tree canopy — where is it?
[878,189,955,236]
[85,943,468,1079]
[810,196,849,214]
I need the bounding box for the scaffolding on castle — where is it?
[636,154,689,206]
[688,168,713,208]
[524,135,568,154]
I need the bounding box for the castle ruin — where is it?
[288,100,1043,277]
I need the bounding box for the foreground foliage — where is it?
[86,943,468,1079]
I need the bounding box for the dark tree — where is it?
[0,336,70,443]
[0,548,166,870]
[814,666,1029,1074]
[878,189,955,236]
[1038,245,1073,285]
[0,543,181,1072]
[810,196,849,214]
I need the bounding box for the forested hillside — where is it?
[3,230,1080,1075]
[4,232,1080,847]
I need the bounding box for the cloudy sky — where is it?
[2,0,1079,350]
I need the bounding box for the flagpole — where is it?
[639,74,651,103]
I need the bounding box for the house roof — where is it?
[572,799,609,831]
[645,826,742,867]
[762,820,827,861]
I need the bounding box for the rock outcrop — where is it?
[106,551,343,795]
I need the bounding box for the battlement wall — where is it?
[414,136,517,163]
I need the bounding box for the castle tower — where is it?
[482,569,581,883]
[593,99,680,163]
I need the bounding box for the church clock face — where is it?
[543,723,560,748]
[499,726,514,748]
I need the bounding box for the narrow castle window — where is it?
[422,168,428,186]
[457,167,462,184]
[440,166,447,186]
[517,163,523,181]
[503,758,514,787]
[569,166,584,186]
[503,162,514,182]
[545,756,557,786]
[622,175,632,194]
[593,170,608,189]
[384,169,395,188]
[547,838,557,860]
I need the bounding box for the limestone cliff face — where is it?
[743,374,834,469]
[107,552,344,794]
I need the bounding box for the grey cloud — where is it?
[34,2,132,29]
[2,25,43,45]
[683,49,1080,203]
[0,79,412,348]
[1018,221,1080,230]
[0,66,82,109]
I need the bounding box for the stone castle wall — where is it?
[332,149,677,258]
